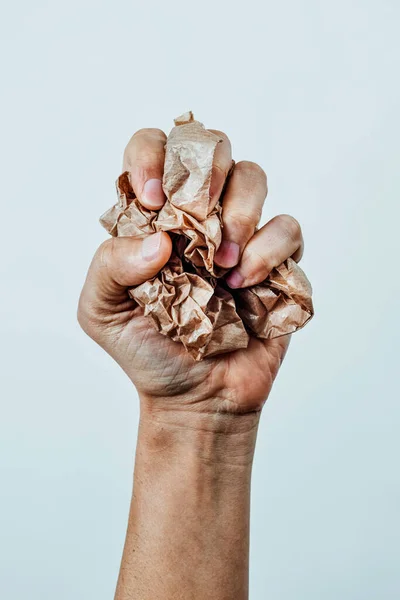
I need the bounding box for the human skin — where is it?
[78,126,305,599]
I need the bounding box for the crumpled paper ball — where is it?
[100,112,314,360]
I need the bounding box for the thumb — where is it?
[80,232,172,307]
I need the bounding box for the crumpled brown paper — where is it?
[100,112,314,360]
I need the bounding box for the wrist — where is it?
[138,399,261,468]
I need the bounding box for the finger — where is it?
[79,232,172,309]
[225,214,303,288]
[207,129,233,209]
[123,128,167,210]
[215,161,267,269]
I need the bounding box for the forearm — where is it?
[115,405,260,600]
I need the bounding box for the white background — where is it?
[1,1,399,598]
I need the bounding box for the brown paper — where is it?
[100,112,314,360]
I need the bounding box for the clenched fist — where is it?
[78,126,304,427]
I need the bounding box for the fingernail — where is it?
[215,241,240,268]
[142,232,162,261]
[142,179,166,209]
[226,269,245,289]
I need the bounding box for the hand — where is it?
[78,127,304,424]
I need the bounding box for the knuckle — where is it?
[97,237,114,268]
[208,129,230,143]
[124,128,166,167]
[123,140,134,165]
[276,214,302,243]
[94,237,122,282]
[235,161,267,183]
[212,163,228,179]
[224,209,260,234]
[242,248,272,280]
[133,127,166,139]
